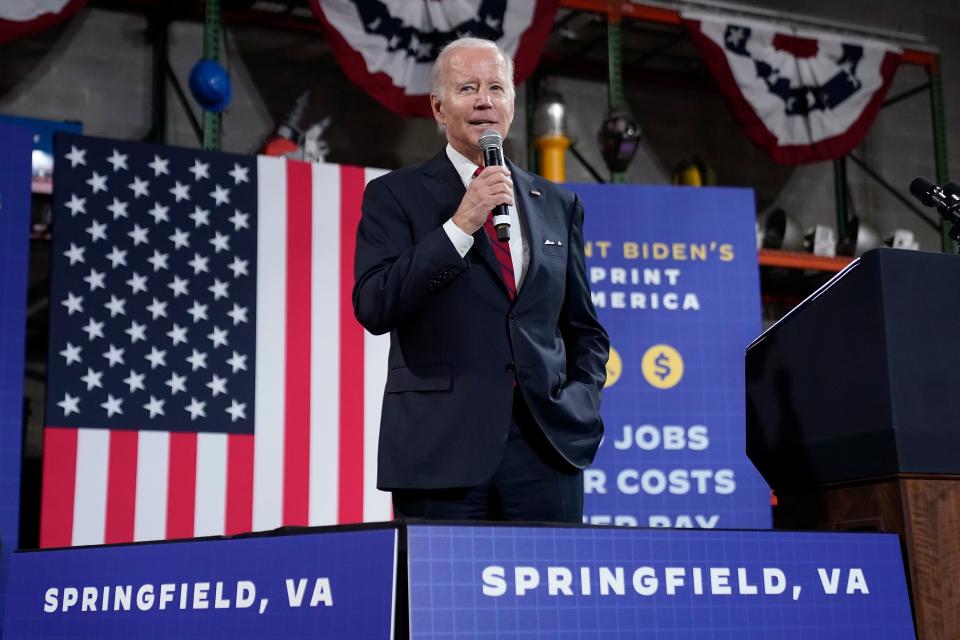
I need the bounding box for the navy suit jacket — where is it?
[353,149,609,490]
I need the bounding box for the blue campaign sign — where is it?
[3,526,398,639]
[569,184,770,529]
[0,114,82,178]
[406,524,915,639]
[0,123,32,632]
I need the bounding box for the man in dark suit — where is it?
[353,37,609,522]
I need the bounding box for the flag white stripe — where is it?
[362,167,392,522]
[309,163,341,526]
[194,432,228,536]
[72,428,109,546]
[253,156,287,531]
[133,430,169,541]
[363,330,391,522]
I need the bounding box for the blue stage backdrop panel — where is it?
[3,526,397,639]
[569,184,770,529]
[407,524,916,639]
[0,123,32,633]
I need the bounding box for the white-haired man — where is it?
[353,37,608,522]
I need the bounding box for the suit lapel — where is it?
[510,162,544,303]
[422,150,465,227]
[422,149,508,289]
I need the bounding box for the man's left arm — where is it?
[559,193,610,407]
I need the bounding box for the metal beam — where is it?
[558,0,937,69]
[881,82,930,109]
[846,154,941,233]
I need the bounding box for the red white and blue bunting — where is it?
[0,0,86,43]
[309,0,559,117]
[683,12,901,165]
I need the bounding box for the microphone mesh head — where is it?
[909,177,935,206]
[479,129,502,151]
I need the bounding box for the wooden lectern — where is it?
[746,248,960,640]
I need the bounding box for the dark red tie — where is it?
[473,167,516,300]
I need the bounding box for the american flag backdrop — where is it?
[40,133,392,548]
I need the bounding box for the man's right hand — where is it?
[451,166,514,235]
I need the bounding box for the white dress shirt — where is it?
[442,143,529,291]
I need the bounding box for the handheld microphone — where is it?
[479,129,510,242]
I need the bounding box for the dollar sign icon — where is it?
[604,346,623,388]
[641,345,684,389]
[653,352,671,380]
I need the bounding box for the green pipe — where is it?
[928,63,952,252]
[833,157,849,242]
[608,15,625,184]
[202,0,222,152]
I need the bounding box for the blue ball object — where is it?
[188,59,232,112]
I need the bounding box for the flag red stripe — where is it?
[338,166,366,523]
[283,160,313,526]
[39,427,78,548]
[166,432,197,539]
[103,429,138,543]
[225,434,254,534]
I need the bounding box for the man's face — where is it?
[432,46,515,162]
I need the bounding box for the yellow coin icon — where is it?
[604,346,622,388]
[641,344,684,389]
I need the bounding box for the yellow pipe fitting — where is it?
[534,134,571,183]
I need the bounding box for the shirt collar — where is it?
[445,143,481,189]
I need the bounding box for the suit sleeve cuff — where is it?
[443,218,475,257]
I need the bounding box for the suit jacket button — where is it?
[509,313,518,322]
[505,363,515,373]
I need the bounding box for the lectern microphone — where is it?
[909,177,960,236]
